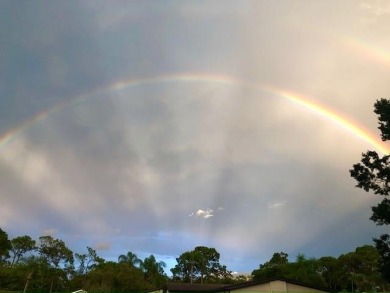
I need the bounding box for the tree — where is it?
[350,98,390,281]
[193,246,225,283]
[171,246,229,283]
[118,251,142,267]
[75,252,87,275]
[0,228,11,265]
[75,246,103,275]
[337,246,381,292]
[140,254,167,287]
[85,261,119,292]
[9,235,36,266]
[252,252,289,281]
[22,255,51,293]
[171,250,196,283]
[38,235,74,293]
[286,254,325,287]
[353,245,382,291]
[318,256,342,291]
[116,262,145,292]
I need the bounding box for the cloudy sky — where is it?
[1,1,390,274]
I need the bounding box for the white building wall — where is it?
[231,280,328,293]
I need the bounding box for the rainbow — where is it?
[0,73,388,155]
[343,37,390,65]
[270,87,389,154]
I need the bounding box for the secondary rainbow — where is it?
[343,37,390,66]
[0,73,388,155]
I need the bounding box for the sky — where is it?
[1,0,390,275]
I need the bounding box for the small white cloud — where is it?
[189,208,214,219]
[267,201,287,209]
[196,209,206,216]
[217,206,224,211]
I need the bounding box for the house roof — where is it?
[165,283,228,292]
[223,278,329,292]
[165,278,329,293]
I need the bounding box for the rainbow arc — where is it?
[0,73,388,155]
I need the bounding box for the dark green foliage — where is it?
[350,151,390,196]
[140,254,167,288]
[0,228,11,265]
[287,254,326,287]
[374,235,390,282]
[375,99,390,141]
[75,246,103,276]
[371,197,390,225]
[0,255,53,293]
[1,226,390,292]
[318,256,340,291]
[350,98,390,282]
[38,236,74,293]
[252,252,289,281]
[9,235,36,266]
[252,246,385,291]
[83,260,149,293]
[118,251,142,267]
[337,246,382,292]
[171,246,231,284]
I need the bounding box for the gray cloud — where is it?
[1,0,389,274]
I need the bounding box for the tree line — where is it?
[251,247,387,292]
[0,230,169,293]
[0,227,390,293]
